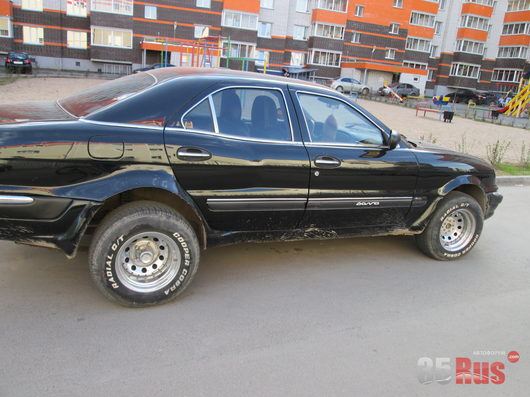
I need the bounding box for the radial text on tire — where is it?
[415,192,484,261]
[88,201,200,307]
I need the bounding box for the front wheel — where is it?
[88,202,200,307]
[336,86,344,93]
[361,88,369,96]
[415,192,484,260]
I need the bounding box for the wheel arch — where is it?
[87,187,208,250]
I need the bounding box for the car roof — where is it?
[144,67,327,91]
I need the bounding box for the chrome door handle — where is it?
[177,147,212,161]
[314,156,341,168]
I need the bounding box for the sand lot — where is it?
[1,76,529,163]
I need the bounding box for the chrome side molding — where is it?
[0,196,35,205]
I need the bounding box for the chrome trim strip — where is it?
[307,196,413,210]
[79,118,164,131]
[177,151,211,158]
[165,127,305,145]
[0,196,35,205]
[208,95,219,133]
[207,198,307,212]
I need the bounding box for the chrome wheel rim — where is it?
[439,208,476,252]
[115,232,181,293]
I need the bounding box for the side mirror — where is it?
[388,130,401,150]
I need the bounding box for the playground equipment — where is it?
[497,77,530,117]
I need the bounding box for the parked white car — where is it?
[331,77,370,95]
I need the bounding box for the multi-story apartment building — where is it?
[0,0,529,96]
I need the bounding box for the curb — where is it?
[496,176,530,186]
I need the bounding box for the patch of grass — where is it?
[0,76,19,86]
[497,163,530,176]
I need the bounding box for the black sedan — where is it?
[0,68,502,306]
[445,89,486,104]
[4,52,32,73]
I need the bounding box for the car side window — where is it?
[297,93,384,146]
[211,88,291,141]
[181,98,215,132]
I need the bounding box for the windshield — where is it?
[59,73,157,117]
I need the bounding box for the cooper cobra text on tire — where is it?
[416,192,484,261]
[88,201,200,307]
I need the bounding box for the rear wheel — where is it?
[336,86,344,93]
[361,88,369,96]
[416,192,483,260]
[88,201,200,307]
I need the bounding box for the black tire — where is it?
[416,192,484,261]
[88,201,200,307]
[336,86,344,93]
[361,87,369,96]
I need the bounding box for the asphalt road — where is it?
[0,186,528,397]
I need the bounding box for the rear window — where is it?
[59,73,157,117]
[9,53,28,59]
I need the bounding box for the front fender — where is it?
[411,174,486,231]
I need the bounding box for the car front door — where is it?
[290,88,419,231]
[164,84,310,232]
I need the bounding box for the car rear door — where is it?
[164,82,310,232]
[289,87,419,230]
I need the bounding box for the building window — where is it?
[296,0,309,12]
[21,0,43,11]
[196,0,211,8]
[0,17,11,37]
[460,15,489,30]
[498,46,528,59]
[390,23,400,34]
[385,48,396,59]
[194,25,209,38]
[222,10,258,30]
[410,12,435,28]
[91,27,132,48]
[315,0,347,12]
[428,69,434,80]
[310,49,342,67]
[258,22,272,38]
[91,0,133,15]
[434,21,443,35]
[260,0,274,9]
[355,5,364,17]
[450,63,480,79]
[351,31,361,43]
[222,41,255,58]
[455,39,485,55]
[406,37,431,52]
[464,0,494,5]
[312,22,345,40]
[502,22,530,35]
[22,25,44,44]
[144,5,157,19]
[403,61,428,70]
[67,0,88,17]
[67,30,87,48]
[293,25,308,40]
[507,0,530,10]
[430,45,438,57]
[492,69,523,82]
[255,50,270,66]
[290,51,306,66]
[393,0,403,7]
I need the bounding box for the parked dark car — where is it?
[445,89,486,104]
[133,63,176,73]
[378,83,420,97]
[0,68,502,306]
[4,52,32,73]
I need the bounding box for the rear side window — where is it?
[60,73,156,117]
[181,98,214,132]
